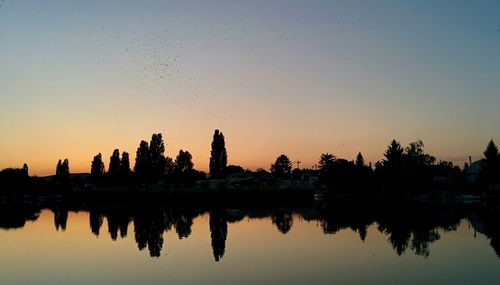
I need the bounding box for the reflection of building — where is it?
[467,160,482,184]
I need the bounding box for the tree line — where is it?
[269,138,499,195]
[1,130,499,195]
[85,130,227,187]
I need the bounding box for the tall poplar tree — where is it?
[209,129,227,179]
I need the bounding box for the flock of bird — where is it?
[2,2,499,110]
[83,18,203,110]
[79,13,313,112]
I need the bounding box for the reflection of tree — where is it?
[320,219,344,235]
[87,205,203,258]
[209,129,227,179]
[272,211,293,234]
[0,207,40,229]
[357,225,368,242]
[89,211,103,236]
[316,201,462,257]
[108,216,119,240]
[53,210,68,231]
[3,202,484,261]
[209,210,228,262]
[410,229,440,258]
[133,209,171,257]
[490,237,500,258]
[376,204,458,257]
[106,211,131,240]
[473,208,500,259]
[226,210,245,223]
[174,214,193,239]
[318,204,372,240]
[382,226,411,256]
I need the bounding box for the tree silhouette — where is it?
[149,133,166,181]
[108,149,120,177]
[117,151,132,185]
[173,150,195,186]
[383,139,404,166]
[379,140,405,193]
[333,159,356,191]
[402,140,435,192]
[355,152,365,168]
[354,152,373,194]
[0,166,31,194]
[62,159,69,176]
[405,139,435,166]
[120,151,131,174]
[319,153,336,172]
[55,158,70,185]
[22,163,29,176]
[479,140,500,187]
[209,129,227,179]
[56,159,70,179]
[56,160,62,176]
[135,140,151,183]
[175,150,193,173]
[378,139,437,194]
[90,153,105,181]
[133,134,167,183]
[317,153,335,189]
[271,154,292,179]
[164,156,176,182]
[225,165,245,176]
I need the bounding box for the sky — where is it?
[0,0,499,176]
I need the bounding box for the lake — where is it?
[1,200,499,285]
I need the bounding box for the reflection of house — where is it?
[467,160,482,184]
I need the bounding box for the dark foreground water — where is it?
[1,201,499,285]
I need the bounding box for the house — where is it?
[466,160,482,184]
[430,165,452,184]
[196,179,226,189]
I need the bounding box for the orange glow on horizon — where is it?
[1,129,485,177]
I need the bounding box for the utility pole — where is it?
[293,160,301,169]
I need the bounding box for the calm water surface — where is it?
[1,203,499,285]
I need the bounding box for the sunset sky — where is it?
[1,0,499,176]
